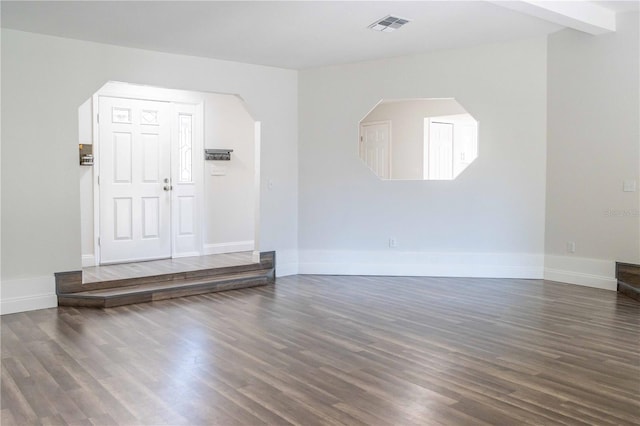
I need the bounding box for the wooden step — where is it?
[616,262,640,302]
[58,271,271,308]
[55,251,275,308]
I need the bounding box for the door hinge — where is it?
[97,175,100,185]
[97,113,100,124]
[97,237,101,246]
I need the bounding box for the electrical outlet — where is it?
[389,238,398,248]
[566,241,576,254]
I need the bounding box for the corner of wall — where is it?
[276,249,299,277]
[543,255,616,290]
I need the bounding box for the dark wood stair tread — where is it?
[62,270,269,298]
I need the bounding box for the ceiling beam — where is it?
[490,1,616,35]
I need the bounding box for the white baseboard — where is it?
[172,251,202,259]
[1,275,58,315]
[544,255,616,290]
[81,254,96,267]
[276,263,299,277]
[297,250,544,278]
[204,241,254,255]
[275,249,299,277]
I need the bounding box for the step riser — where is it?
[58,296,104,308]
[59,276,270,308]
[108,277,270,308]
[616,262,640,302]
[617,281,640,302]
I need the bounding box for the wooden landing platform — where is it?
[55,251,275,308]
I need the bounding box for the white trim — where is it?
[81,254,96,267]
[253,121,261,256]
[171,251,202,259]
[297,250,543,278]
[203,241,255,255]
[0,276,57,315]
[92,94,101,264]
[544,255,616,290]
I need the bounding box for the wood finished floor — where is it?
[2,275,639,425]
[82,252,257,283]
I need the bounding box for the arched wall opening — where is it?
[78,81,260,267]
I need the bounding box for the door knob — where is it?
[163,185,173,191]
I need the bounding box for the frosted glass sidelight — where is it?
[178,114,193,183]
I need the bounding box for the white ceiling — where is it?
[1,1,637,69]
[593,1,640,12]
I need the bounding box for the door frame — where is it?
[359,120,392,179]
[425,118,455,180]
[92,89,205,265]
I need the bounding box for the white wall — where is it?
[298,37,548,276]
[202,92,256,251]
[78,99,94,264]
[362,99,469,180]
[1,29,298,314]
[544,11,640,289]
[4,14,637,315]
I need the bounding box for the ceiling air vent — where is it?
[368,15,411,32]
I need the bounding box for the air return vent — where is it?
[368,15,411,32]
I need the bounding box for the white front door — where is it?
[99,96,172,263]
[360,122,391,179]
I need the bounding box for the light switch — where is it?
[623,180,637,192]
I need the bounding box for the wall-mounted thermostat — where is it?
[205,149,233,161]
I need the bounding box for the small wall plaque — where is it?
[205,149,233,161]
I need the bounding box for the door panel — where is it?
[141,197,160,238]
[360,122,390,179]
[113,133,132,183]
[141,134,160,182]
[113,197,133,240]
[99,96,171,264]
[178,196,195,236]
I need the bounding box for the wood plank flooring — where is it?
[82,252,257,283]
[2,275,639,425]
